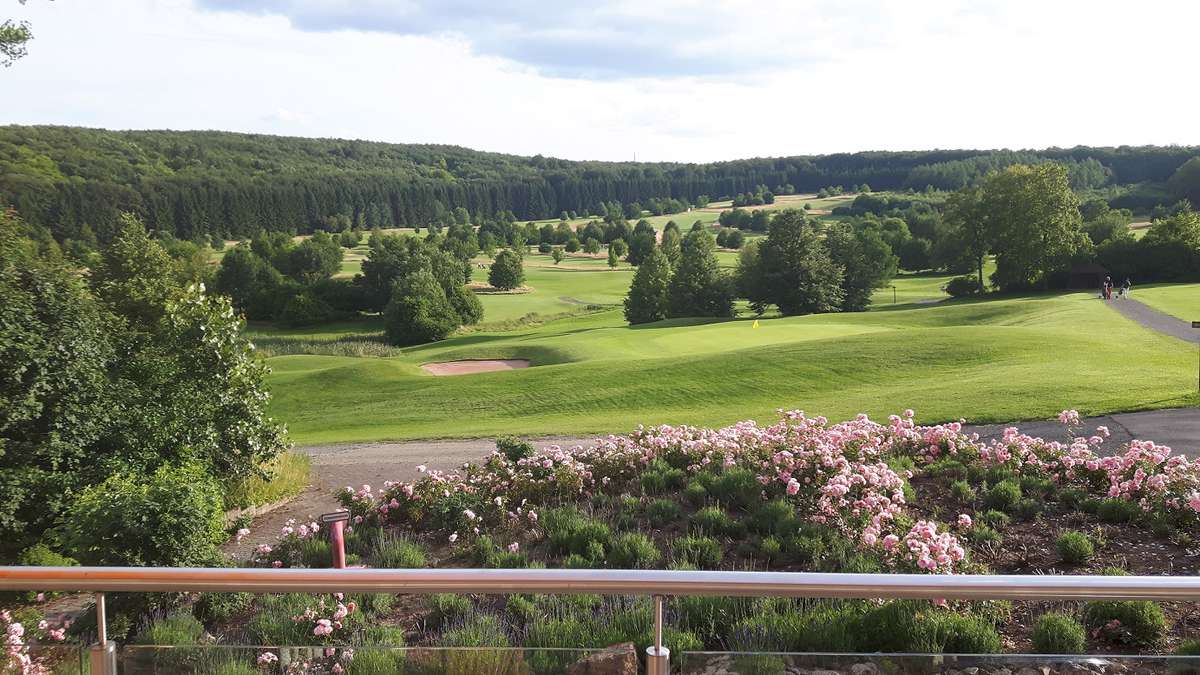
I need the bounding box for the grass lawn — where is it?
[1133,283,1199,322]
[264,291,1198,444]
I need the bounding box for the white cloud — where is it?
[1,0,1197,162]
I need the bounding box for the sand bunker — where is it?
[420,359,530,376]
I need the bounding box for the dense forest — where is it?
[2,125,1198,243]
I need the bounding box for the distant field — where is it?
[263,290,1197,444]
[1135,283,1199,321]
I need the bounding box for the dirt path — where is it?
[227,409,1200,557]
[1106,297,1199,343]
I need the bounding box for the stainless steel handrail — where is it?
[6,566,1198,675]
[1,566,1197,601]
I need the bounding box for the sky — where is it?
[3,0,1199,163]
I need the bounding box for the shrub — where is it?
[945,275,981,297]
[709,467,762,510]
[488,249,525,290]
[428,593,472,627]
[645,499,681,523]
[542,508,612,558]
[300,538,332,568]
[1015,498,1043,520]
[982,479,1022,512]
[276,291,335,326]
[608,533,661,569]
[134,613,204,646]
[674,536,722,569]
[562,554,591,569]
[193,592,254,625]
[345,648,406,675]
[1083,600,1167,646]
[684,481,708,505]
[782,534,825,564]
[979,510,1011,528]
[640,462,687,495]
[857,601,1001,653]
[495,436,534,462]
[13,544,77,601]
[950,480,976,503]
[1056,531,1095,564]
[759,536,782,561]
[61,463,225,567]
[926,459,967,479]
[383,269,460,345]
[1097,498,1141,524]
[691,506,736,536]
[1032,612,1087,654]
[968,525,1001,545]
[1177,639,1200,656]
[440,614,510,648]
[748,499,798,536]
[1059,487,1087,509]
[368,535,427,569]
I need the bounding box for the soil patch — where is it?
[420,359,530,376]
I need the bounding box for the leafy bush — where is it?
[979,510,1011,528]
[708,467,761,510]
[488,249,525,290]
[748,499,798,536]
[691,506,736,536]
[368,534,427,569]
[194,593,254,626]
[607,533,661,569]
[542,508,612,559]
[1083,600,1167,646]
[684,480,708,505]
[495,436,534,462]
[1055,531,1095,564]
[782,534,825,564]
[968,525,1001,545]
[1032,612,1086,654]
[16,544,77,568]
[1097,498,1141,524]
[640,462,687,495]
[276,290,336,326]
[674,536,722,569]
[645,499,681,523]
[428,593,472,628]
[982,479,1022,512]
[945,275,981,297]
[950,480,976,503]
[61,463,225,567]
[759,536,782,561]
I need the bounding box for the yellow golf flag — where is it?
[752,320,760,328]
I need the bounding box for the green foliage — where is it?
[673,535,723,569]
[1083,600,1167,646]
[1032,612,1087,654]
[759,536,782,561]
[368,534,427,569]
[691,506,737,536]
[824,222,897,311]
[542,508,612,559]
[439,614,511,648]
[856,600,1002,653]
[640,461,687,495]
[1097,498,1141,524]
[945,275,981,297]
[193,592,254,626]
[383,268,461,345]
[645,498,681,523]
[748,499,798,536]
[134,613,205,646]
[684,480,708,505]
[607,533,661,568]
[708,467,761,511]
[950,480,976,503]
[1055,531,1094,563]
[1177,639,1200,656]
[428,593,472,628]
[61,463,226,567]
[668,230,734,318]
[16,544,76,568]
[495,436,534,462]
[982,479,1023,512]
[623,246,672,324]
[740,210,844,315]
[345,648,406,675]
[488,249,525,290]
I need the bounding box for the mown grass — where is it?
[1133,283,1199,322]
[264,291,1198,444]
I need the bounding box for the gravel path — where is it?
[1106,296,1199,343]
[225,408,1200,557]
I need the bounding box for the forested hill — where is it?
[2,125,1197,242]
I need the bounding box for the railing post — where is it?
[88,592,116,675]
[645,594,670,675]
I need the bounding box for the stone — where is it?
[567,642,638,675]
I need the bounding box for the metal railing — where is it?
[4,566,1200,675]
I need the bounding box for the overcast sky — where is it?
[4,0,1198,162]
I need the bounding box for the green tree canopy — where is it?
[488,248,525,290]
[740,209,843,315]
[825,223,897,311]
[623,246,672,324]
[668,230,734,318]
[383,268,460,345]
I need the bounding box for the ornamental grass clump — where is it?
[1083,600,1167,646]
[1055,531,1095,564]
[608,533,661,569]
[1032,612,1087,654]
[691,506,737,536]
[367,534,427,569]
[983,479,1023,513]
[674,535,723,569]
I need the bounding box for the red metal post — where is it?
[329,519,346,569]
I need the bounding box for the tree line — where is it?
[3,125,1197,246]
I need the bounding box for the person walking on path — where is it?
[1103,275,1113,300]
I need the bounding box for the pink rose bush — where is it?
[3,610,67,675]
